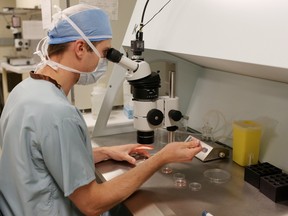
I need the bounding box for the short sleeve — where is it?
[41,117,96,197]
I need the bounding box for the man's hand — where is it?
[156,140,202,164]
[93,144,153,164]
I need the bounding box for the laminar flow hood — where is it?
[122,0,288,83]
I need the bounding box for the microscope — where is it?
[93,3,230,160]
[104,32,230,161]
[7,15,30,52]
[106,47,183,144]
[4,14,34,66]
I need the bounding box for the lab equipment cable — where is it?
[139,0,173,32]
[131,0,173,57]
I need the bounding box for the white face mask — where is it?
[77,58,108,85]
[34,6,107,85]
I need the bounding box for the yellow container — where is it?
[232,120,262,166]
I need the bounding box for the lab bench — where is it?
[92,132,288,216]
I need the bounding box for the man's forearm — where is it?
[70,149,166,215]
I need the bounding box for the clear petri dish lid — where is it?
[189,182,202,191]
[203,168,231,184]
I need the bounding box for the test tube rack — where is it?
[244,162,282,188]
[244,162,288,203]
[260,173,288,202]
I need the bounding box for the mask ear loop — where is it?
[33,36,51,72]
[34,36,47,62]
[33,5,63,73]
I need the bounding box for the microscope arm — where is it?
[92,61,135,137]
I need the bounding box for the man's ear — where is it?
[74,40,86,58]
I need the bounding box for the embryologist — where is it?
[0,3,202,216]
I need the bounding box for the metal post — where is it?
[168,70,176,143]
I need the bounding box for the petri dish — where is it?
[173,172,187,188]
[161,165,173,174]
[203,168,231,184]
[174,178,187,188]
[189,182,202,191]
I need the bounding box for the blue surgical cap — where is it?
[48,4,112,44]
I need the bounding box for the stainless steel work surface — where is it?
[92,132,288,216]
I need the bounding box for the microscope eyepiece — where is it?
[106,48,139,72]
[106,48,123,63]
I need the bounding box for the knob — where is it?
[219,152,226,158]
[166,126,178,132]
[147,109,164,126]
[168,110,182,121]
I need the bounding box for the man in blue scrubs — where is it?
[0,4,202,216]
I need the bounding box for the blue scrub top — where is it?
[0,77,96,216]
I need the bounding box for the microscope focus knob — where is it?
[147,109,164,126]
[168,110,183,121]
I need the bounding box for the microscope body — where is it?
[133,96,180,143]
[106,48,182,144]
